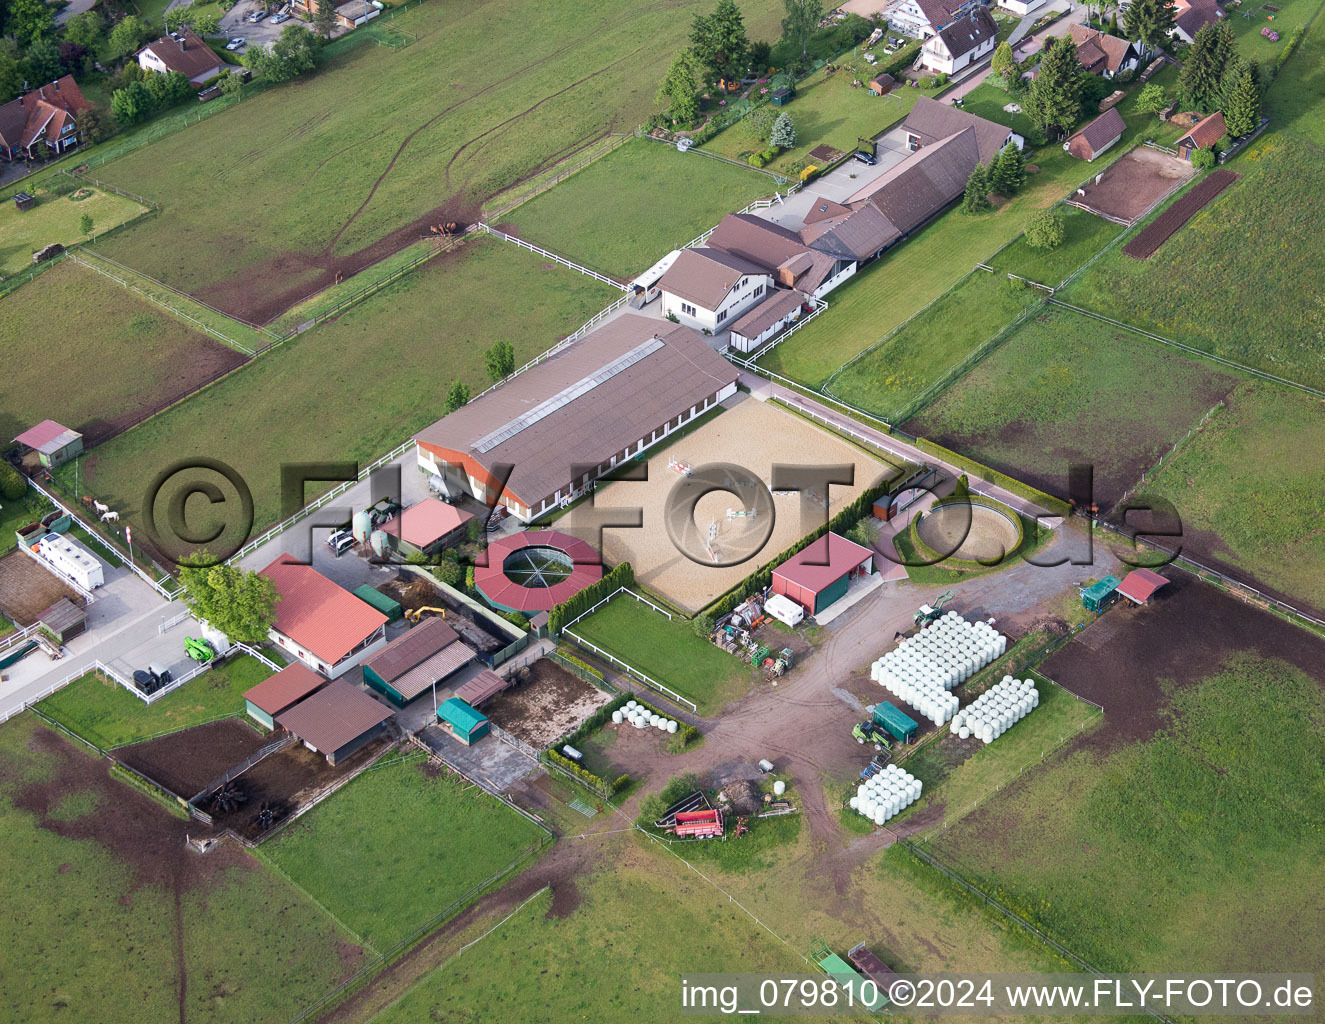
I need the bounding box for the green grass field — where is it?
[569,595,749,714]
[922,653,1325,973]
[92,0,783,307]
[0,188,146,276]
[758,69,1184,387]
[1225,0,1323,67]
[1060,132,1325,390]
[0,259,247,447]
[505,138,776,277]
[0,714,356,1024]
[823,270,1042,423]
[263,755,548,951]
[370,843,807,1024]
[1266,2,1325,145]
[67,238,618,543]
[906,307,1240,508]
[703,67,940,172]
[38,652,283,750]
[1129,381,1325,615]
[987,206,1124,288]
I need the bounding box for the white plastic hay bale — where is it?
[849,796,859,811]
[667,720,678,734]
[611,710,623,725]
[626,700,637,711]
[773,780,786,796]
[958,726,970,739]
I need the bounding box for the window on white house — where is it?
[717,309,727,324]
[681,302,696,316]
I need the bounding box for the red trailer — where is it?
[848,943,898,1002]
[672,808,724,838]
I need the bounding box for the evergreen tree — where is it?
[1124,0,1177,57]
[961,163,990,213]
[990,142,1025,195]
[991,40,1016,80]
[770,111,796,148]
[691,0,749,87]
[1108,12,1119,34]
[1179,20,1234,111]
[313,0,337,38]
[484,340,515,381]
[1025,36,1083,138]
[1222,62,1261,137]
[657,48,702,124]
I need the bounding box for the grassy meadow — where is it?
[986,206,1123,288]
[1265,2,1325,146]
[0,187,145,276]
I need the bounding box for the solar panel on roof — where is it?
[471,337,664,454]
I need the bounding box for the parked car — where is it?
[226,37,246,50]
[326,529,356,556]
[249,9,268,22]
[853,149,877,166]
[270,11,290,22]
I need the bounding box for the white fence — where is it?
[0,622,45,655]
[0,658,134,725]
[477,224,627,290]
[158,609,192,634]
[562,627,697,715]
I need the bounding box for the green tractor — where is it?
[184,637,216,663]
[852,720,892,753]
[914,590,954,629]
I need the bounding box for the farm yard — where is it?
[561,397,897,612]
[38,653,282,750]
[0,714,358,1024]
[64,238,618,549]
[905,307,1241,510]
[0,260,247,447]
[1122,382,1325,617]
[262,755,549,951]
[824,270,1042,424]
[89,0,785,321]
[921,578,1325,973]
[567,595,750,714]
[0,187,147,276]
[503,138,777,279]
[481,658,613,749]
[1061,133,1325,390]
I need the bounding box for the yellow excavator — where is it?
[405,606,447,623]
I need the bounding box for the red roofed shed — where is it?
[1116,568,1169,605]
[261,554,389,678]
[772,532,875,617]
[379,498,474,557]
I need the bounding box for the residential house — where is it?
[658,247,772,333]
[1172,0,1226,44]
[1065,107,1126,160]
[1067,24,1140,78]
[919,8,1000,75]
[292,0,382,28]
[705,213,848,298]
[413,313,738,523]
[260,554,390,677]
[137,29,225,86]
[889,0,983,39]
[1175,110,1226,159]
[996,0,1048,17]
[0,76,90,162]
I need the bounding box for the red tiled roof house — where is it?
[137,29,226,85]
[260,554,389,678]
[0,76,90,162]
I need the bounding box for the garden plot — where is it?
[0,187,146,276]
[559,397,896,613]
[1066,146,1193,225]
[482,659,612,749]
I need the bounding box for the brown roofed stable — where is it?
[244,662,327,716]
[1177,111,1227,152]
[363,616,458,683]
[276,679,393,755]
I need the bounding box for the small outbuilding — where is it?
[13,191,35,211]
[242,661,327,729]
[437,697,489,746]
[1176,110,1226,161]
[276,679,393,765]
[453,667,509,708]
[13,420,83,468]
[353,584,404,622]
[37,597,85,643]
[361,616,474,707]
[377,498,474,558]
[1065,107,1126,162]
[868,73,895,96]
[1081,574,1121,612]
[1116,568,1169,605]
[770,87,794,106]
[772,532,875,618]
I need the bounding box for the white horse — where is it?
[100,510,120,523]
[93,500,110,515]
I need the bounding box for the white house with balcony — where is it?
[657,247,772,335]
[919,8,1000,75]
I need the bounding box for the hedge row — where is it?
[878,41,922,80]
[548,561,634,635]
[702,477,894,619]
[912,438,1071,517]
[541,748,629,800]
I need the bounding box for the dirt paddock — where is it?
[1069,147,1193,225]
[482,660,612,748]
[1042,569,1325,753]
[559,396,900,612]
[117,718,271,800]
[0,551,82,625]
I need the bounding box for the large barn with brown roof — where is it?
[413,313,738,522]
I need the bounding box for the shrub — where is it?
[0,461,25,501]
[1190,145,1217,170]
[1025,206,1065,249]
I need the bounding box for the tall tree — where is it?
[445,379,470,413]
[1222,62,1261,137]
[770,111,796,147]
[178,558,279,645]
[22,35,61,84]
[0,52,20,103]
[484,340,515,381]
[63,10,106,52]
[657,48,702,124]
[991,40,1016,80]
[990,142,1025,195]
[1025,206,1065,249]
[313,0,337,39]
[1179,20,1234,111]
[1135,82,1169,118]
[781,0,823,60]
[1024,36,1083,138]
[110,81,150,124]
[690,0,749,88]
[1125,0,1176,58]
[961,163,990,213]
[3,0,55,47]
[107,14,150,60]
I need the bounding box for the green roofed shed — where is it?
[1082,575,1121,613]
[437,697,489,745]
[353,585,403,622]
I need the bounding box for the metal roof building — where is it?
[260,554,389,678]
[413,313,738,522]
[772,532,876,618]
[361,617,474,707]
[276,679,394,765]
[437,697,489,745]
[243,662,327,729]
[13,420,83,468]
[1117,568,1169,605]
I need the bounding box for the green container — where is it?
[1082,575,1121,612]
[873,702,918,743]
[49,515,72,534]
[353,584,403,621]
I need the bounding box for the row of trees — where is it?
[1179,19,1262,135]
[961,143,1026,214]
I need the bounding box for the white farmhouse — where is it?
[658,248,773,335]
[919,8,1000,75]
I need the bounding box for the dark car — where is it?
[854,149,878,166]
